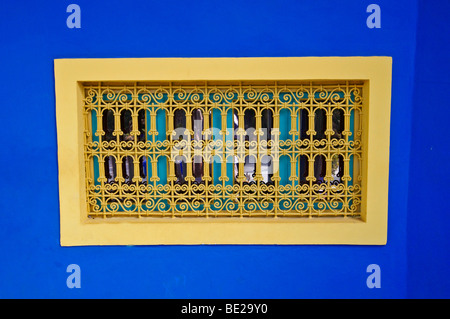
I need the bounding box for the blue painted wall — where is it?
[407,0,450,299]
[0,0,446,298]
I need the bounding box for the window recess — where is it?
[55,57,392,245]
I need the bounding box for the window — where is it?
[84,81,362,218]
[55,57,391,245]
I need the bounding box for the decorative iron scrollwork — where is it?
[83,81,363,218]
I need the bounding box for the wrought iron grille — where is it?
[83,81,363,218]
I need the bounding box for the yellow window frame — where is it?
[55,57,391,246]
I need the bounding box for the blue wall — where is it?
[407,0,450,299]
[0,0,446,298]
